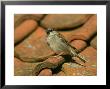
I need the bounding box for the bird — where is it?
[46,28,87,63]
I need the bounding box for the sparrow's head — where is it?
[46,28,59,38]
[46,28,54,34]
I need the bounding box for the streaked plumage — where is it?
[46,28,86,63]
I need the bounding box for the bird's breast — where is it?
[47,35,70,53]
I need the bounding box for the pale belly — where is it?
[47,36,70,54]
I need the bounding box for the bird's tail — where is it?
[76,54,87,63]
[69,46,87,63]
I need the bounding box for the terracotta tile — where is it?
[41,14,92,30]
[62,63,86,76]
[14,27,55,62]
[14,14,44,28]
[14,57,37,76]
[73,46,97,75]
[59,15,97,42]
[90,36,97,49]
[70,40,87,52]
[38,69,52,76]
[45,56,64,64]
[56,71,66,76]
[14,19,38,44]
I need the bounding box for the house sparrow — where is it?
[46,28,87,63]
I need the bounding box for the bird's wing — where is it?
[58,32,79,53]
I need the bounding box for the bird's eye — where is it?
[46,28,54,34]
